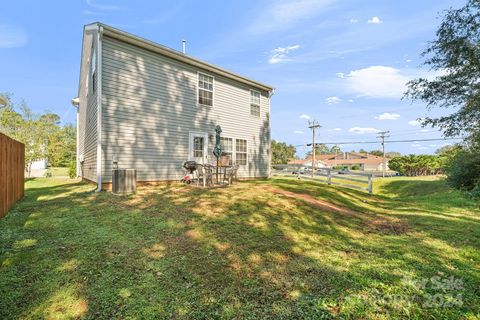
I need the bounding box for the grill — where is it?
[183,161,198,173]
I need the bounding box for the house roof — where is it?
[322,157,386,165]
[89,22,274,92]
[290,153,386,166]
[287,159,327,165]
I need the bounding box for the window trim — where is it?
[235,138,248,166]
[188,131,208,162]
[90,43,97,94]
[197,71,215,107]
[250,89,261,118]
[220,136,234,165]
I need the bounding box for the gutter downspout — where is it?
[268,89,275,178]
[96,25,103,192]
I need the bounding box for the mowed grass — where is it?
[0,176,479,319]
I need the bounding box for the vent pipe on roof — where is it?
[182,39,186,54]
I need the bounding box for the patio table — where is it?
[205,164,232,184]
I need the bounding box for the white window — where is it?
[193,136,205,158]
[236,139,247,165]
[91,45,97,94]
[220,137,233,165]
[198,73,213,106]
[250,90,260,117]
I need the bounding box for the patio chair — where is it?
[225,164,239,184]
[196,164,214,187]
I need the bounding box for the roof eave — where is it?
[95,22,274,92]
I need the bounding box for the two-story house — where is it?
[73,23,274,190]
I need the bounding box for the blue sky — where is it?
[0,0,465,156]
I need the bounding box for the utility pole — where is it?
[308,120,321,177]
[377,131,390,178]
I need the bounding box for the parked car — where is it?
[338,168,350,175]
[292,167,306,175]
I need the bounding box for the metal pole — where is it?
[312,127,315,177]
[309,120,321,178]
[377,131,390,178]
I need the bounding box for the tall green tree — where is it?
[0,94,66,176]
[271,140,296,164]
[388,155,445,176]
[48,124,76,167]
[405,0,480,143]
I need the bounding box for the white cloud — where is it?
[336,72,345,79]
[348,99,354,103]
[325,96,342,104]
[250,0,334,34]
[349,127,381,134]
[86,0,120,10]
[411,143,421,147]
[345,66,410,98]
[408,119,421,126]
[299,114,311,120]
[418,147,428,150]
[350,18,358,23]
[268,44,300,64]
[294,130,304,134]
[0,25,27,48]
[405,59,412,63]
[419,129,429,132]
[333,128,342,131]
[367,16,383,24]
[375,112,400,120]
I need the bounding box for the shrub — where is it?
[44,170,52,178]
[445,150,480,191]
[68,161,76,179]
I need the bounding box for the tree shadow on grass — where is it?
[1,179,479,319]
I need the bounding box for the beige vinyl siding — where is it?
[101,35,270,182]
[78,32,98,182]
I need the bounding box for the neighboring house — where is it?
[287,158,327,168]
[30,159,48,170]
[73,23,274,190]
[289,152,388,171]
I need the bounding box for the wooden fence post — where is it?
[367,174,373,194]
[327,169,332,185]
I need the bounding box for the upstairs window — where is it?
[91,45,97,94]
[236,139,247,166]
[198,73,213,106]
[250,90,260,117]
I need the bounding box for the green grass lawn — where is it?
[46,167,69,177]
[1,176,479,319]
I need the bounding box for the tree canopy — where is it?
[388,155,447,176]
[0,93,76,175]
[271,140,296,164]
[405,0,480,142]
[305,144,341,158]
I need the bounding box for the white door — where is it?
[189,132,208,164]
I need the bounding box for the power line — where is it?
[305,137,463,146]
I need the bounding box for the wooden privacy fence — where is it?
[1,133,25,218]
[272,164,373,194]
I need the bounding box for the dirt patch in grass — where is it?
[367,218,409,235]
[260,185,361,217]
